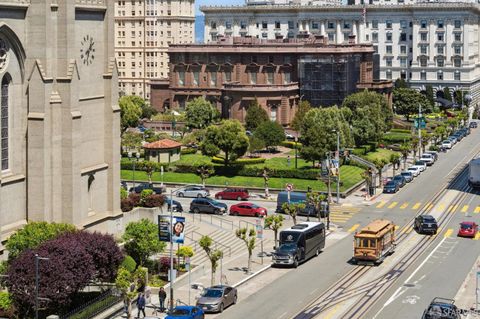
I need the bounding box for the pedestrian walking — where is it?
[136,293,146,318]
[158,287,167,312]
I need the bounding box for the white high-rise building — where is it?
[115,0,195,100]
[202,3,480,106]
[246,0,341,5]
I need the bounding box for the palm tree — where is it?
[400,142,411,169]
[390,153,401,177]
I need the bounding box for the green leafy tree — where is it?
[122,131,143,152]
[176,246,195,265]
[421,130,431,152]
[434,125,446,144]
[142,104,158,120]
[119,96,143,134]
[393,88,431,121]
[425,85,435,109]
[389,153,401,177]
[122,219,166,266]
[199,236,223,286]
[142,161,156,183]
[307,192,327,222]
[121,187,129,200]
[185,97,218,129]
[395,78,408,88]
[411,136,420,160]
[254,121,285,151]
[400,142,411,169]
[248,136,265,155]
[196,164,214,186]
[373,158,388,187]
[264,214,284,249]
[282,202,305,226]
[115,267,147,319]
[200,120,249,166]
[299,107,353,166]
[235,227,256,273]
[443,87,452,102]
[291,100,312,132]
[245,100,269,131]
[6,222,76,260]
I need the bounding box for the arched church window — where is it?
[1,74,9,171]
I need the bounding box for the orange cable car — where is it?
[353,219,396,265]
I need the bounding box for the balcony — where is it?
[223,82,299,93]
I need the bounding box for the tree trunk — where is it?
[224,151,229,166]
[211,267,216,286]
[247,252,251,273]
[292,215,297,225]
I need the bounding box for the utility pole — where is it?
[335,130,340,204]
[35,254,49,319]
[169,189,174,312]
[418,104,422,158]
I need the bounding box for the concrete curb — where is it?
[232,264,272,288]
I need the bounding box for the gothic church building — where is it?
[0,0,121,256]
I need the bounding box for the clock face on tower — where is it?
[80,35,95,65]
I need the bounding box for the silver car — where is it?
[176,185,210,198]
[196,285,237,313]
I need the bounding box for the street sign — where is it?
[256,219,263,239]
[414,116,426,129]
[185,257,191,271]
[286,183,293,192]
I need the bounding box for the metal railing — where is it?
[191,213,235,231]
[184,230,232,257]
[60,289,121,319]
[238,219,257,230]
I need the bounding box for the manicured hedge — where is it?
[121,158,170,171]
[180,148,197,155]
[211,156,266,165]
[280,141,302,148]
[382,132,412,144]
[389,128,411,134]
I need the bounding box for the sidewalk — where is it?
[455,256,480,318]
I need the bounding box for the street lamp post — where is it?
[169,188,174,311]
[335,130,340,204]
[294,136,298,169]
[128,151,140,190]
[35,254,49,319]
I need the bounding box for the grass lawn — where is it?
[121,165,364,192]
[175,154,212,165]
[363,149,400,163]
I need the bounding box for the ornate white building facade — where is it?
[202,3,480,106]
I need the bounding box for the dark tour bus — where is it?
[272,222,326,268]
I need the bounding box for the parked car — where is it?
[245,130,253,136]
[424,151,438,161]
[392,175,406,188]
[422,297,461,319]
[383,180,399,194]
[441,140,453,149]
[407,166,421,177]
[447,136,458,144]
[196,285,237,313]
[469,121,478,129]
[165,198,183,212]
[275,191,316,217]
[215,188,249,201]
[165,306,205,319]
[176,185,210,198]
[420,154,435,166]
[129,182,165,194]
[457,221,478,238]
[400,171,414,182]
[285,132,295,140]
[414,215,438,235]
[121,181,128,190]
[229,202,267,217]
[452,132,463,141]
[414,160,427,172]
[190,198,227,215]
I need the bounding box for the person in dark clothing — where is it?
[136,293,146,318]
[158,287,167,312]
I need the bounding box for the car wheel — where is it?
[255,213,260,218]
[193,208,200,214]
[315,248,320,257]
[178,192,184,197]
[219,303,224,313]
[237,196,242,201]
[217,195,223,200]
[233,294,238,304]
[197,193,203,198]
[232,211,239,216]
[293,258,299,268]
[214,209,220,215]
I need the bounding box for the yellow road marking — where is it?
[400,202,409,209]
[475,206,480,214]
[323,302,343,319]
[395,225,400,231]
[388,202,398,209]
[475,232,480,240]
[412,202,421,210]
[449,205,458,213]
[404,226,413,234]
[461,205,469,213]
[426,203,434,210]
[438,203,446,211]
[376,201,386,208]
[444,229,453,238]
[348,224,360,233]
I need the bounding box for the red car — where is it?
[229,202,267,217]
[215,188,249,201]
[457,221,478,238]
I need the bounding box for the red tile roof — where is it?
[143,139,182,149]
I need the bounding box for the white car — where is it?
[413,161,427,172]
[442,140,453,149]
[407,166,421,177]
[419,154,434,166]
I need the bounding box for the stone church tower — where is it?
[0,0,120,255]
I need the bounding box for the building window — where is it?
[437,33,444,42]
[312,22,319,29]
[328,33,335,42]
[400,20,407,29]
[420,20,427,29]
[386,46,392,54]
[400,46,407,54]
[420,45,428,55]
[454,71,461,81]
[270,106,277,122]
[211,22,217,30]
[288,21,294,29]
[262,21,268,29]
[193,71,199,86]
[420,57,428,67]
[437,46,444,55]
[400,57,407,68]
[386,70,392,79]
[454,20,462,29]
[275,21,281,29]
[437,20,444,29]
[1,76,8,170]
[454,46,462,55]
[437,58,444,67]
[249,71,257,85]
[266,71,274,84]
[372,32,378,42]
[225,21,232,29]
[420,71,427,80]
[224,70,232,82]
[372,20,378,29]
[178,71,185,86]
[400,33,407,42]
[386,58,392,67]
[437,71,443,80]
[386,32,392,42]
[343,22,350,29]
[328,21,335,29]
[343,32,350,42]
[421,33,427,42]
[241,21,247,29]
[454,33,462,42]
[210,72,217,87]
[283,71,291,84]
[454,58,461,67]
[386,20,392,29]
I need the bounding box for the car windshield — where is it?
[169,309,190,316]
[210,200,222,205]
[442,141,450,144]
[461,224,473,230]
[401,172,410,176]
[415,161,424,165]
[408,168,416,171]
[250,204,260,208]
[393,176,402,180]
[386,182,396,187]
[203,289,223,298]
[423,216,436,222]
[278,243,297,251]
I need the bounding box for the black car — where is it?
[469,122,478,129]
[165,198,183,212]
[392,175,406,188]
[190,198,228,215]
[129,182,165,194]
[121,181,128,191]
[414,215,438,235]
[383,181,399,194]
[422,297,460,319]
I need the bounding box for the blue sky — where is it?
[196,0,244,14]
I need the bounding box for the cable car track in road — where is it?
[292,150,477,319]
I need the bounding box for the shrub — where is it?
[149,274,166,288]
[121,198,135,212]
[142,194,165,208]
[121,255,137,273]
[0,291,12,311]
[180,148,197,155]
[429,145,440,151]
[129,193,141,206]
[159,256,178,273]
[123,219,166,266]
[389,128,411,134]
[121,158,169,171]
[140,189,154,204]
[120,188,128,200]
[211,156,266,165]
[280,141,302,148]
